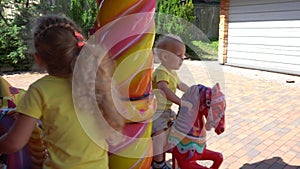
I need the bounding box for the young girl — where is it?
[0,15,124,169]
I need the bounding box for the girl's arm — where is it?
[157,81,181,106]
[0,113,37,154]
[178,81,189,93]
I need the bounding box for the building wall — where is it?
[218,0,229,64]
[225,0,300,75]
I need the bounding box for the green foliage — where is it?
[155,0,218,61]
[0,0,31,70]
[69,0,97,37]
[0,21,26,65]
[155,0,195,40]
[0,0,98,70]
[189,40,218,60]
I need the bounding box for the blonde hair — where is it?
[154,34,184,58]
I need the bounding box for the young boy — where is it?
[152,34,189,169]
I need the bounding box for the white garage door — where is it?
[226,0,300,75]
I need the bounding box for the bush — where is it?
[155,0,217,61]
[155,0,195,41]
[0,14,33,71]
[0,20,27,68]
[188,40,218,60]
[0,0,98,71]
[0,2,41,71]
[69,0,97,37]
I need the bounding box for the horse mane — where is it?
[171,83,225,138]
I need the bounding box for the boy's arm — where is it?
[178,81,189,93]
[157,81,181,106]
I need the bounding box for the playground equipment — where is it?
[168,83,226,169]
[0,77,46,169]
[94,0,156,168]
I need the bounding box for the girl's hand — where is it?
[7,110,19,120]
[0,114,37,154]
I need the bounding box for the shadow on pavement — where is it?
[240,156,300,169]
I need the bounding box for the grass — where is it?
[186,40,219,61]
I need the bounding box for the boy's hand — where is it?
[178,82,189,93]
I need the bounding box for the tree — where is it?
[38,0,98,36]
[155,0,201,59]
[0,0,98,70]
[0,0,30,70]
[69,0,97,36]
[155,0,195,40]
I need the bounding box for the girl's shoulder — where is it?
[32,75,67,84]
[29,75,70,92]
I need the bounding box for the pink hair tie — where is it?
[74,31,85,48]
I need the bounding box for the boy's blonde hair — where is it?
[154,34,184,59]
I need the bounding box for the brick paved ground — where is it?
[166,61,300,169]
[3,61,300,169]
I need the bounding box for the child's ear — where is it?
[160,52,168,62]
[34,53,44,66]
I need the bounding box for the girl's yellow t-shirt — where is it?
[17,75,108,169]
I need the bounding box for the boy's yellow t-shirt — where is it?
[17,75,108,169]
[152,64,180,111]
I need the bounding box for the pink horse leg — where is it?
[171,147,209,169]
[199,148,223,169]
[171,147,223,169]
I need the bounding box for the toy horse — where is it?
[168,83,226,169]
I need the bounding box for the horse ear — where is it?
[212,83,220,94]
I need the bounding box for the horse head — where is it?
[182,83,226,137]
[170,83,226,142]
[203,83,226,135]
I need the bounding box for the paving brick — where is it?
[289,156,300,166]
[259,150,275,159]
[224,155,239,164]
[293,146,300,153]
[266,144,280,153]
[273,139,288,147]
[255,143,267,152]
[234,148,248,156]
[250,138,264,147]
[228,161,244,169]
[284,151,297,164]
[273,150,287,157]
[241,163,258,169]
[8,61,300,169]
